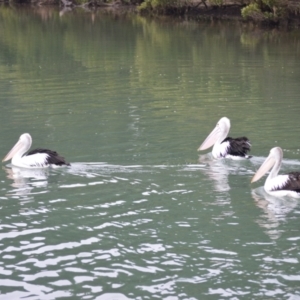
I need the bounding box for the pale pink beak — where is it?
[251,155,275,183]
[198,126,220,151]
[2,140,24,162]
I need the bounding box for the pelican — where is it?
[198,117,251,159]
[2,133,70,168]
[251,147,300,198]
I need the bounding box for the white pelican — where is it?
[198,117,251,159]
[2,133,70,168]
[251,147,300,198]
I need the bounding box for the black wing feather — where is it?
[27,148,70,166]
[279,172,300,193]
[222,137,251,157]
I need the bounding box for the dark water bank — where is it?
[180,3,300,29]
[139,0,300,29]
[2,0,300,29]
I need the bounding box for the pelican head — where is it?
[198,117,231,151]
[251,147,283,183]
[2,133,32,162]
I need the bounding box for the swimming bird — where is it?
[197,117,251,159]
[251,147,300,198]
[2,133,70,168]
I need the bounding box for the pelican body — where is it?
[2,133,70,168]
[198,117,251,159]
[251,147,300,197]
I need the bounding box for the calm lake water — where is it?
[0,5,300,299]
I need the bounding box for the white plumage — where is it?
[213,140,230,159]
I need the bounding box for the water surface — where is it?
[0,6,300,299]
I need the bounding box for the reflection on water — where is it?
[199,154,231,193]
[3,166,49,198]
[252,187,299,240]
[198,153,255,193]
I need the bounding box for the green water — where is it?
[0,5,300,299]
